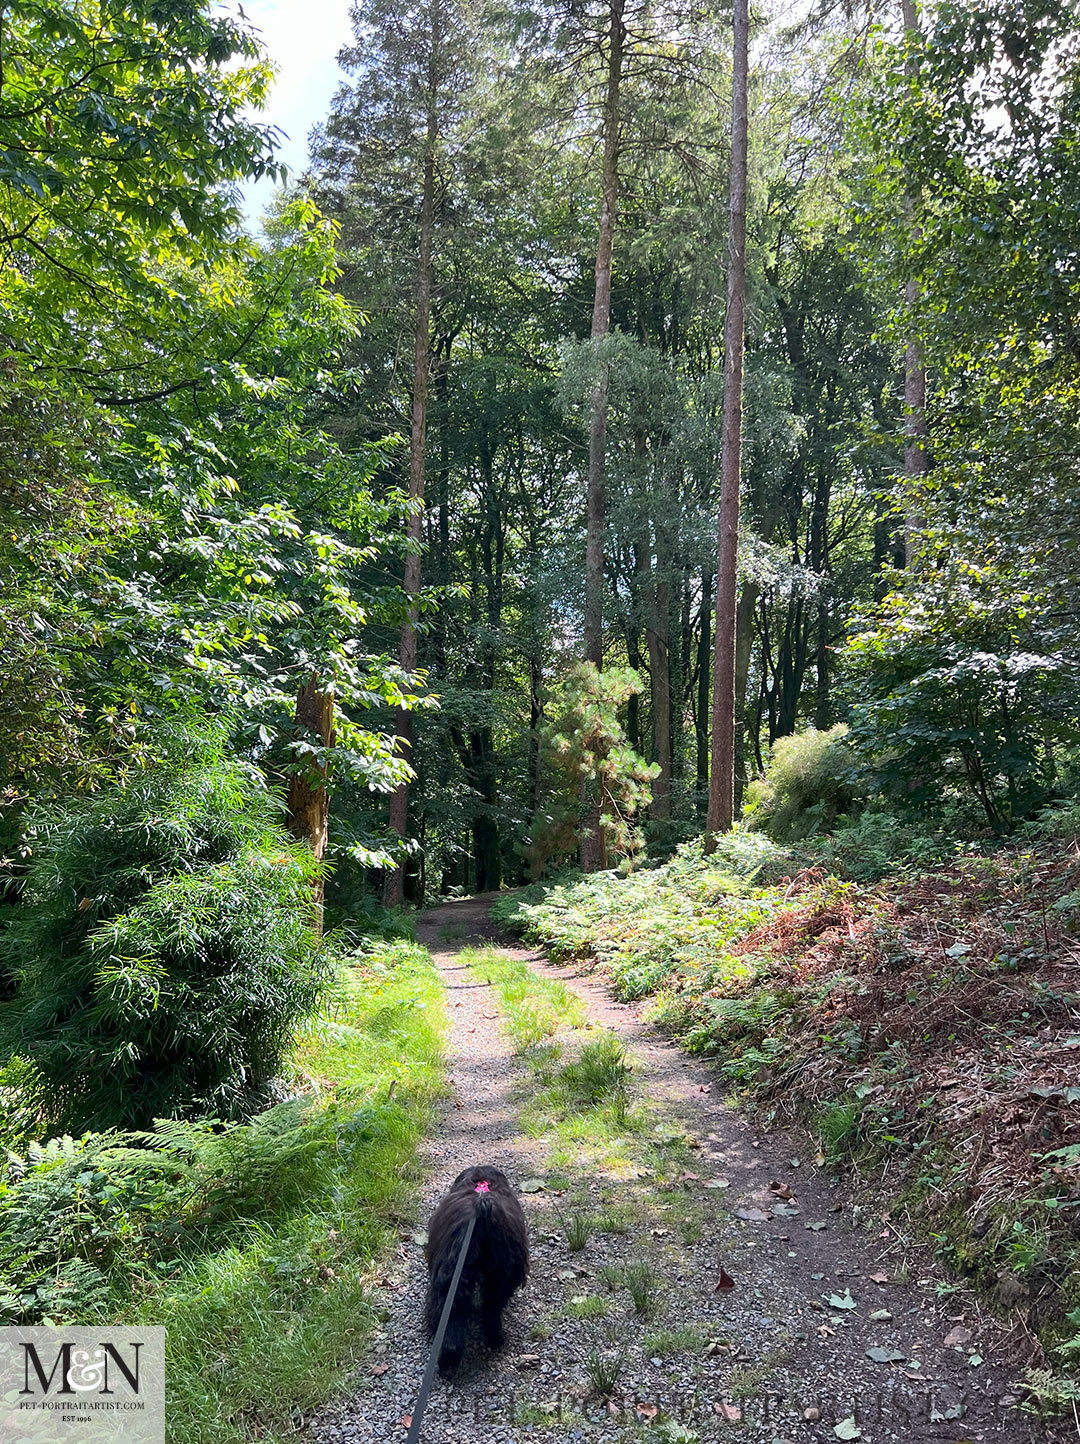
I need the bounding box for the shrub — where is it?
[529,662,659,876]
[0,728,325,1132]
[745,725,860,840]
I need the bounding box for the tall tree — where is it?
[583,0,626,674]
[311,0,470,905]
[900,0,927,566]
[706,0,750,842]
[385,8,441,908]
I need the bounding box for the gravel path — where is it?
[310,895,1071,1444]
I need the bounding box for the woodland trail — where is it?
[310,895,1070,1444]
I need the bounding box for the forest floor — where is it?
[309,895,1074,1444]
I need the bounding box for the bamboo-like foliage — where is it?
[1,727,326,1132]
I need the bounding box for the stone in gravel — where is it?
[944,1324,973,1347]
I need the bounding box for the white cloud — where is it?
[236,0,355,228]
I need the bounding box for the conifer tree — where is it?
[311,0,473,904]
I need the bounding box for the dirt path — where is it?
[311,896,1069,1444]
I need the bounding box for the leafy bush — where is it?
[744,725,860,840]
[0,729,325,1131]
[846,580,1074,833]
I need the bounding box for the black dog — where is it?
[424,1164,529,1370]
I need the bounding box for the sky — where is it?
[237,0,354,228]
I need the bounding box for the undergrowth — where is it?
[496,829,1080,1393]
[0,939,446,1444]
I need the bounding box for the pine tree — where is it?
[311,0,474,904]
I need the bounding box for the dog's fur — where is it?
[424,1164,529,1370]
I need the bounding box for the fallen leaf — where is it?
[735,1207,770,1222]
[371,1364,389,1376]
[869,1309,893,1322]
[411,1230,428,1246]
[866,1346,906,1364]
[704,1178,731,1190]
[805,1220,827,1231]
[714,1401,741,1420]
[969,1354,983,1367]
[519,1178,546,1193]
[715,1267,735,1292]
[769,1179,796,1200]
[944,1325,973,1348]
[636,1402,659,1420]
[930,1401,966,1422]
[869,1270,889,1284]
[828,1290,857,1311]
[834,1419,861,1440]
[399,1416,412,1431]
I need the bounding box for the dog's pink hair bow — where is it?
[474,1180,490,1193]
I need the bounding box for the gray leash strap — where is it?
[406,1211,477,1444]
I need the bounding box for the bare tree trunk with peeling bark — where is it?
[287,675,335,935]
[384,34,439,909]
[580,0,625,873]
[705,0,749,849]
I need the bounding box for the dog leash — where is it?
[405,1210,477,1444]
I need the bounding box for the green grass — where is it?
[141,939,446,1444]
[643,1325,709,1356]
[564,1293,610,1319]
[462,945,585,1049]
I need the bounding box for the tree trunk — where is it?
[695,572,712,808]
[385,34,439,908]
[815,600,830,729]
[579,0,622,876]
[705,0,749,849]
[626,621,642,752]
[582,0,625,674]
[901,0,927,567]
[636,527,672,821]
[286,675,335,935]
[734,577,758,808]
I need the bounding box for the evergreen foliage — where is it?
[529,663,659,876]
[1,729,325,1132]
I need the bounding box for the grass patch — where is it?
[643,1325,709,1356]
[564,1293,610,1319]
[154,939,446,1442]
[584,1347,622,1398]
[0,939,445,1444]
[624,1259,659,1318]
[463,945,584,1050]
[560,1210,594,1251]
